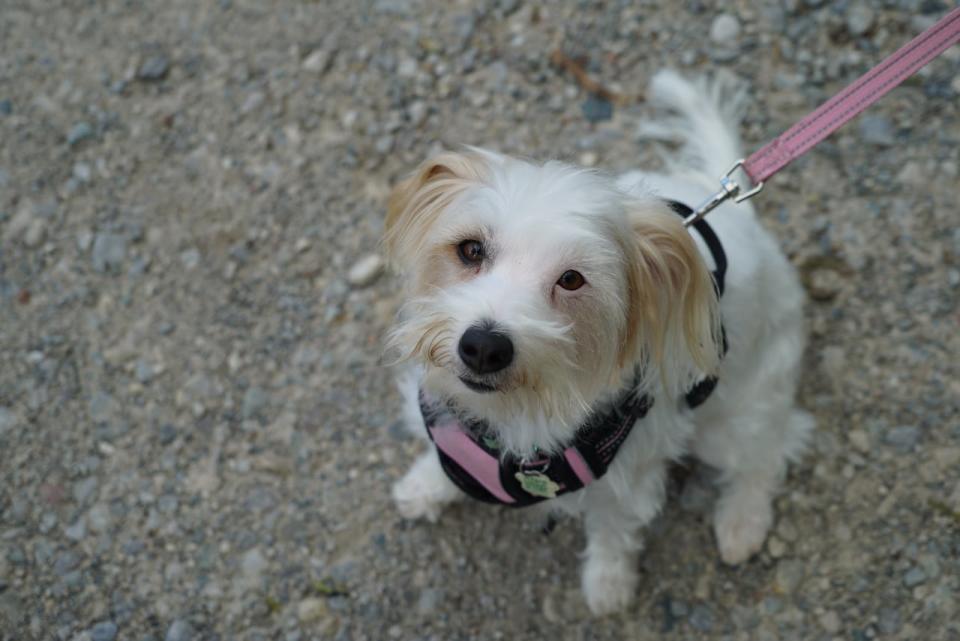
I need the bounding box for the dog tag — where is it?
[515,471,560,498]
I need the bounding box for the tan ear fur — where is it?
[619,202,721,378]
[383,151,489,271]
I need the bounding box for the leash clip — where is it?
[684,159,764,227]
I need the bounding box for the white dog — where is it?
[383,71,813,615]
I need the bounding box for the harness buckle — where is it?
[684,159,764,227]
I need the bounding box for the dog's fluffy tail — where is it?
[639,70,750,186]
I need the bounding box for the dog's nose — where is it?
[458,327,514,375]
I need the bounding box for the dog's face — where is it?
[385,150,718,445]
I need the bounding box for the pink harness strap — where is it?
[744,6,960,185]
[429,422,516,504]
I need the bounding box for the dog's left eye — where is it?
[556,270,585,291]
[456,239,485,265]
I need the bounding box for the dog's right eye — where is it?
[456,239,485,265]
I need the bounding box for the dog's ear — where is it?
[383,151,488,272]
[620,202,721,384]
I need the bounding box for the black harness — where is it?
[421,201,727,507]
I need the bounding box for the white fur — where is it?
[388,70,813,615]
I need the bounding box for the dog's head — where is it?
[384,149,720,448]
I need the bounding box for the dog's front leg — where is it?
[580,465,666,615]
[392,449,462,522]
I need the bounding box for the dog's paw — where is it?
[392,453,460,523]
[581,555,638,616]
[714,494,772,565]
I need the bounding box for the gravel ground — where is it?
[2,1,959,640]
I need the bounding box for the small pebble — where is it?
[64,518,87,541]
[0,407,15,433]
[165,619,194,641]
[138,55,170,81]
[347,254,385,288]
[581,94,613,123]
[848,429,870,453]
[297,598,328,623]
[92,233,128,273]
[774,559,805,594]
[23,219,46,248]
[819,610,841,634]
[407,100,428,126]
[302,50,330,73]
[689,604,714,632]
[135,360,154,383]
[903,566,926,587]
[90,621,118,641]
[859,115,895,147]
[242,387,268,420]
[417,588,442,615]
[710,14,741,43]
[884,426,920,453]
[846,4,875,36]
[878,607,902,634]
[67,122,94,146]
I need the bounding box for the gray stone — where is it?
[5,545,26,566]
[73,163,93,183]
[878,607,901,634]
[157,424,177,445]
[0,99,11,115]
[65,518,87,541]
[68,122,94,146]
[74,477,99,505]
[297,597,328,623]
[53,551,81,576]
[846,4,875,36]
[242,387,268,420]
[39,512,58,533]
[33,538,54,565]
[23,219,46,247]
[884,426,920,453]
[135,359,155,384]
[373,0,412,15]
[158,494,178,513]
[164,619,194,641]
[859,115,895,146]
[387,420,411,441]
[0,593,24,628]
[347,254,385,288]
[581,94,613,123]
[90,621,118,641]
[92,233,128,273]
[710,14,741,43]
[903,566,926,587]
[407,101,428,126]
[774,559,805,594]
[0,407,15,434]
[302,50,331,74]
[89,391,115,423]
[179,248,200,269]
[417,588,442,615]
[689,604,714,632]
[668,598,690,618]
[138,55,170,81]
[818,610,841,634]
[88,503,112,532]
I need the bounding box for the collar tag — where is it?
[515,471,560,498]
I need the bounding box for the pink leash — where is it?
[686,6,960,226]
